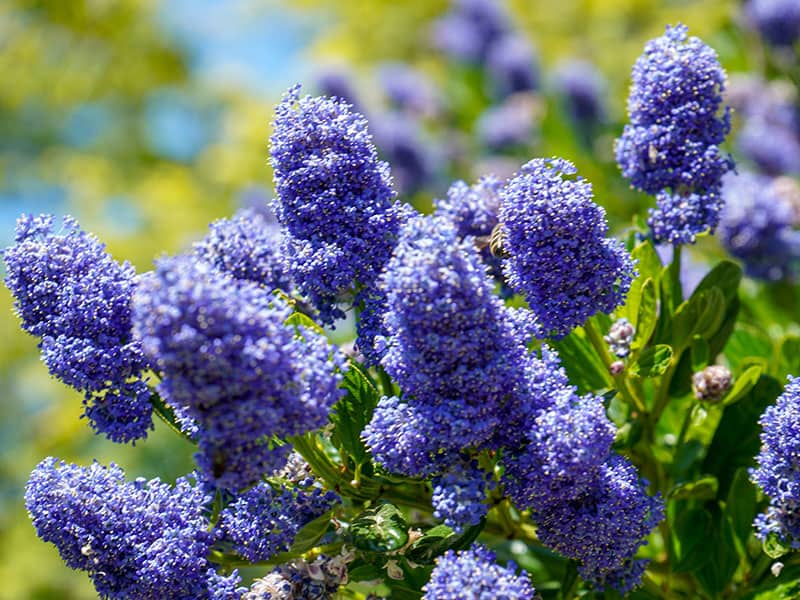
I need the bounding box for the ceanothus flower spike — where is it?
[269,84,407,324]
[3,214,152,443]
[132,254,344,490]
[499,157,635,338]
[615,24,733,245]
[25,458,225,599]
[423,543,536,600]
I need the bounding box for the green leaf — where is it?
[633,278,657,351]
[775,335,800,379]
[694,507,739,597]
[350,503,409,553]
[671,287,726,349]
[692,260,743,307]
[405,519,485,564]
[724,325,773,372]
[347,563,384,582]
[691,336,709,372]
[631,344,673,377]
[668,475,719,501]
[763,532,791,560]
[613,419,644,450]
[551,330,611,393]
[724,468,757,553]
[751,579,800,600]
[330,363,380,466]
[722,365,763,407]
[632,240,663,283]
[672,508,713,573]
[284,310,326,335]
[287,510,333,555]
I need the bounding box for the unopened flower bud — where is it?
[605,318,635,357]
[610,360,625,375]
[692,365,732,402]
[771,561,784,577]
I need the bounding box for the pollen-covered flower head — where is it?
[499,157,635,338]
[616,24,733,244]
[269,85,406,323]
[132,254,344,490]
[3,214,152,442]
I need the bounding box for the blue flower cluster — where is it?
[132,255,344,490]
[499,157,635,338]
[553,59,607,128]
[193,207,291,291]
[752,376,800,549]
[363,215,527,476]
[3,214,152,442]
[745,0,800,47]
[435,175,509,293]
[719,172,800,281]
[616,24,733,244]
[533,456,663,593]
[423,543,536,599]
[432,460,492,533]
[218,480,338,562]
[500,349,662,593]
[731,77,800,177]
[270,85,407,324]
[25,458,231,599]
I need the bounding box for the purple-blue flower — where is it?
[269,85,407,324]
[363,215,529,475]
[432,460,491,533]
[423,543,536,599]
[485,34,539,99]
[25,458,224,599]
[3,214,152,442]
[132,255,344,490]
[745,0,800,47]
[502,391,616,508]
[752,376,800,549]
[499,157,635,338]
[533,455,663,593]
[431,0,509,64]
[435,175,509,294]
[193,208,291,291]
[553,59,607,126]
[616,24,733,244]
[218,480,338,562]
[720,172,800,281]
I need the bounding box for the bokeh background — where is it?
[0,0,794,597]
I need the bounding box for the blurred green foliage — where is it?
[0,0,793,598]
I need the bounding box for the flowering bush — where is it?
[7,20,800,600]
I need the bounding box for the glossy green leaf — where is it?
[691,336,709,372]
[672,508,713,573]
[633,278,657,351]
[722,365,763,407]
[763,532,791,560]
[724,468,757,553]
[284,310,326,335]
[668,475,718,501]
[330,363,380,465]
[632,344,673,378]
[692,260,742,307]
[551,330,611,393]
[350,503,409,553]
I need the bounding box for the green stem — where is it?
[674,403,695,452]
[667,244,683,314]
[583,320,646,414]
